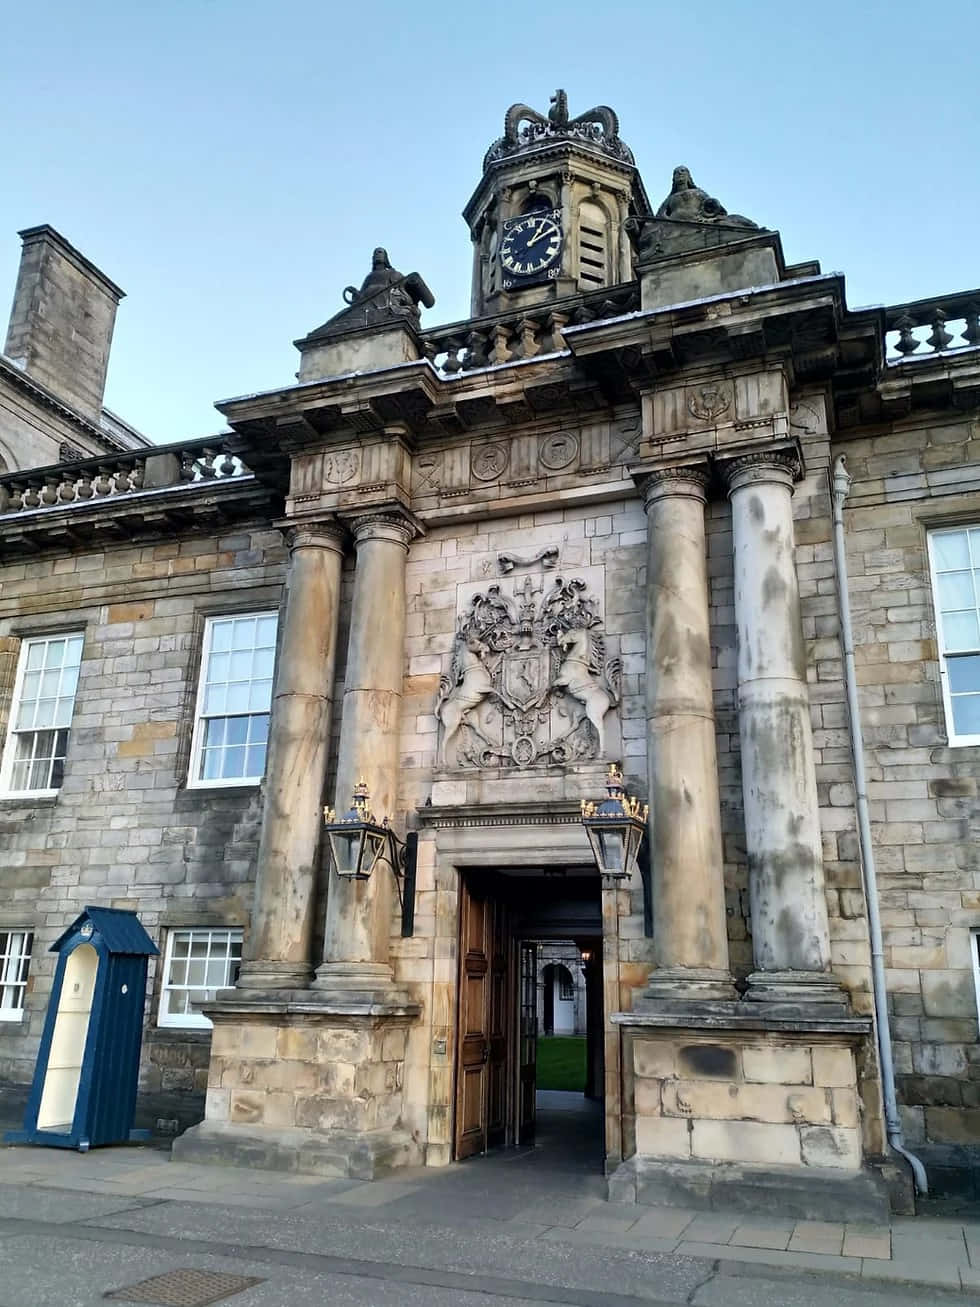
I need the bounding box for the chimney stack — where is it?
[3,225,125,422]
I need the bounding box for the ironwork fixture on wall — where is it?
[580,763,647,881]
[323,781,418,936]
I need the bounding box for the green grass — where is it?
[536,1036,586,1091]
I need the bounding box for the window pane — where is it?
[256,615,278,646]
[245,744,267,778]
[211,621,233,652]
[45,639,65,667]
[942,611,980,652]
[952,695,980,737]
[937,571,976,612]
[252,648,275,679]
[225,682,249,713]
[948,655,980,695]
[225,717,248,746]
[229,650,251,680]
[250,715,269,744]
[25,643,44,671]
[208,651,230,684]
[222,745,246,777]
[248,680,273,712]
[934,530,970,571]
[201,747,222,780]
[204,684,227,715]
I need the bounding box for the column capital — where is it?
[284,518,346,556]
[719,445,803,495]
[633,462,710,512]
[343,508,421,550]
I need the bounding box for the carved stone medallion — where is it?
[323,450,360,485]
[687,383,732,423]
[471,441,510,481]
[539,431,579,470]
[435,570,620,770]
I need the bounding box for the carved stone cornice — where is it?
[633,461,710,512]
[718,445,803,495]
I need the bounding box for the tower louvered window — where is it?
[578,201,608,289]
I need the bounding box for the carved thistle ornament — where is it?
[436,571,620,770]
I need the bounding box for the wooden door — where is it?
[518,940,537,1144]
[455,877,510,1160]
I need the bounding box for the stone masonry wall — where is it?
[833,410,980,1178]
[0,522,287,1128]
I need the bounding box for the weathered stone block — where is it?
[799,1124,861,1169]
[742,1045,812,1085]
[635,1115,691,1159]
[692,1119,801,1166]
[811,1046,855,1088]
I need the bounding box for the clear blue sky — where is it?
[3,1,977,443]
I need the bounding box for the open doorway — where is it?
[454,867,604,1169]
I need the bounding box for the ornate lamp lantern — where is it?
[580,763,648,880]
[323,781,419,935]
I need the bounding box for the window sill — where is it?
[184,780,262,792]
[0,792,59,807]
[157,1019,214,1032]
[0,1010,25,1023]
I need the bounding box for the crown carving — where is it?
[483,89,633,171]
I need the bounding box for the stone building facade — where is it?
[1,92,979,1209]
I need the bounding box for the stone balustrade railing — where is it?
[0,437,250,514]
[885,292,980,363]
[422,285,640,375]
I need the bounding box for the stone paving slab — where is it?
[4,1144,980,1297]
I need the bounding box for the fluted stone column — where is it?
[315,511,415,998]
[237,522,345,992]
[723,450,841,1006]
[640,465,733,1001]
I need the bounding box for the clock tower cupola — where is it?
[465,90,651,318]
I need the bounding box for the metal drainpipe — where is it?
[831,453,928,1196]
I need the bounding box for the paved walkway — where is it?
[1,1095,979,1302]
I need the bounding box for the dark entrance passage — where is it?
[453,867,604,1170]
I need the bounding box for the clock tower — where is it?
[465,89,652,318]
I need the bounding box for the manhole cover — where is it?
[105,1269,264,1305]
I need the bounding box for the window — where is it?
[159,927,243,1028]
[189,613,277,786]
[0,633,83,796]
[557,965,575,1002]
[577,200,608,290]
[928,527,980,745]
[0,929,33,1020]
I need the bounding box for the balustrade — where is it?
[422,286,638,375]
[885,293,980,363]
[0,438,250,515]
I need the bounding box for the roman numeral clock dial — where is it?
[499,211,562,288]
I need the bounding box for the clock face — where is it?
[500,214,562,280]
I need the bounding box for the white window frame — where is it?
[187,612,277,789]
[927,526,980,747]
[158,927,243,1029]
[0,632,84,799]
[0,929,33,1021]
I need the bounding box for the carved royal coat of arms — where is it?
[435,571,621,769]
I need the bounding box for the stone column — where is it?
[237,522,345,992]
[723,449,841,1006]
[315,511,415,998]
[639,466,733,1001]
